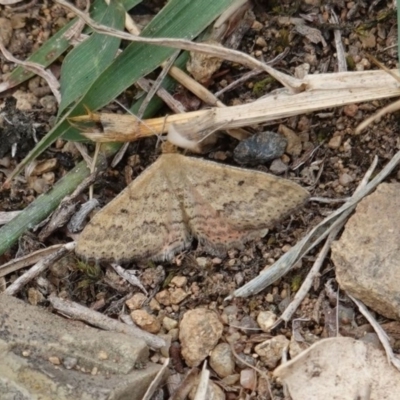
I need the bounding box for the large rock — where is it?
[0,294,165,400]
[331,183,400,319]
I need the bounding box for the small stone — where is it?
[278,125,302,156]
[63,357,78,369]
[239,315,259,334]
[255,37,267,47]
[179,308,223,367]
[235,353,256,369]
[240,368,257,391]
[0,18,13,47]
[169,328,179,341]
[12,90,39,111]
[40,95,58,114]
[49,356,61,365]
[97,350,108,360]
[130,310,161,334]
[328,135,342,149]
[339,173,353,187]
[27,288,44,306]
[269,158,288,174]
[221,374,240,385]
[252,21,263,31]
[210,343,235,378]
[254,335,290,369]
[170,276,187,288]
[257,311,277,332]
[155,290,171,306]
[170,288,189,305]
[163,316,178,331]
[126,293,147,310]
[149,298,161,311]
[233,131,287,165]
[196,257,209,268]
[344,104,358,117]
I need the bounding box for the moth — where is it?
[76,153,309,263]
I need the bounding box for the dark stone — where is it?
[233,131,287,165]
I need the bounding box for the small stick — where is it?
[5,242,75,295]
[142,358,170,400]
[48,293,166,349]
[110,263,148,295]
[0,243,66,278]
[277,155,377,323]
[349,294,400,371]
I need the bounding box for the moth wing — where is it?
[169,156,309,254]
[76,157,191,263]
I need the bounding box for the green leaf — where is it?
[58,0,125,115]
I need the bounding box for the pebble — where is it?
[339,173,353,186]
[170,276,187,288]
[240,368,257,391]
[344,104,359,117]
[13,90,39,111]
[179,308,223,367]
[238,315,259,334]
[257,311,277,332]
[162,316,178,331]
[209,343,235,378]
[130,310,161,334]
[269,158,288,174]
[170,288,189,304]
[0,18,12,47]
[233,131,287,165]
[254,335,290,369]
[155,290,171,306]
[279,125,302,156]
[328,135,342,149]
[125,293,146,310]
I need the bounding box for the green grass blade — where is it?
[58,0,125,115]
[9,0,232,179]
[2,0,141,91]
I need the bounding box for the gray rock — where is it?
[233,131,287,165]
[0,294,165,400]
[331,183,400,320]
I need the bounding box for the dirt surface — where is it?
[1,0,399,399]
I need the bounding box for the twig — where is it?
[329,8,347,72]
[5,242,75,295]
[138,51,180,118]
[194,361,210,400]
[142,358,170,400]
[0,41,61,103]
[276,156,377,323]
[0,243,67,278]
[349,294,400,371]
[74,69,400,143]
[229,341,273,399]
[110,263,148,295]
[214,48,290,97]
[55,0,302,92]
[48,293,166,349]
